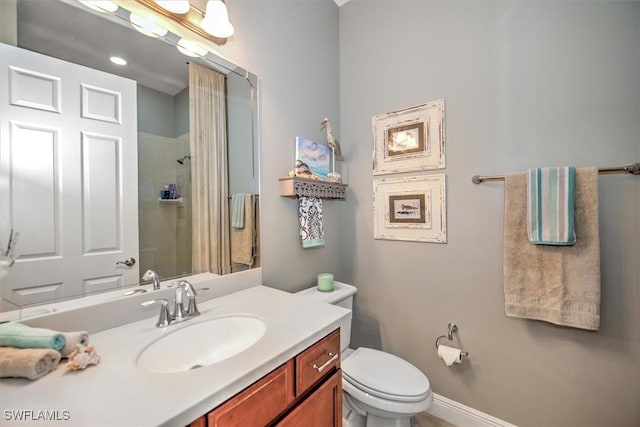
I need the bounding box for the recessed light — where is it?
[110,56,128,66]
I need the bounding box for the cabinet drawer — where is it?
[207,360,295,427]
[295,329,340,396]
[276,369,342,427]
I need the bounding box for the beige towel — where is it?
[503,167,601,330]
[0,347,61,380]
[231,194,255,266]
[60,331,90,358]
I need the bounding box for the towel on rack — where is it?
[527,166,576,245]
[231,194,255,266]
[298,196,325,248]
[0,322,65,351]
[503,167,601,330]
[0,346,61,380]
[231,193,245,229]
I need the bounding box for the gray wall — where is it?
[339,1,640,426]
[218,0,345,289]
[227,72,254,195]
[137,85,177,138]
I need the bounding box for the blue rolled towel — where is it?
[0,322,65,351]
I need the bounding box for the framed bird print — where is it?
[294,136,331,180]
[372,99,445,175]
[373,174,447,243]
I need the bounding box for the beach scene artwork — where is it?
[295,136,331,179]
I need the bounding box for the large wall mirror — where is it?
[0,0,260,315]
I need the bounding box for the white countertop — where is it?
[0,286,351,426]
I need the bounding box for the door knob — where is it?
[116,257,136,267]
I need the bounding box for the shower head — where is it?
[177,155,191,165]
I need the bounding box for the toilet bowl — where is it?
[295,282,432,427]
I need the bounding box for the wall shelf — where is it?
[279,176,347,199]
[158,197,183,205]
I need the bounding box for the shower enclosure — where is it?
[137,85,192,280]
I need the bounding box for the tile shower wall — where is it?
[138,132,192,280]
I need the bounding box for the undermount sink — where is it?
[136,315,266,374]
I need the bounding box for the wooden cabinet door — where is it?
[207,360,295,427]
[276,369,342,427]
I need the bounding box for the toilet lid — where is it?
[342,347,430,402]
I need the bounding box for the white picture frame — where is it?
[372,99,445,175]
[373,174,447,243]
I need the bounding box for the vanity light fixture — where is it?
[176,38,207,57]
[129,12,169,38]
[200,0,234,38]
[153,0,190,14]
[134,0,234,45]
[109,56,128,66]
[79,0,118,13]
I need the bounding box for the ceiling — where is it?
[16,0,193,95]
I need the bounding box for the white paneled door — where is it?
[0,43,139,306]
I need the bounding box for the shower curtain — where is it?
[189,63,231,275]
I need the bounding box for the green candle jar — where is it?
[317,273,334,292]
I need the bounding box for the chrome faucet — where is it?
[173,280,200,322]
[141,280,199,328]
[142,269,161,290]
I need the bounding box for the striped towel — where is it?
[231,193,245,229]
[527,166,576,245]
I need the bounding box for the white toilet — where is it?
[296,282,433,427]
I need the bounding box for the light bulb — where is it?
[153,1,190,14]
[176,39,207,57]
[109,56,128,66]
[79,0,118,13]
[200,0,234,38]
[129,13,168,38]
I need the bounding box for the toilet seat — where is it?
[342,347,431,403]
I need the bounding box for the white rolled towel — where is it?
[60,331,89,358]
[437,344,463,367]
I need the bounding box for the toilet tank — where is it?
[295,281,357,352]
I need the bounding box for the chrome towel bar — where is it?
[472,162,640,184]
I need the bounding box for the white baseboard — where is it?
[428,393,518,427]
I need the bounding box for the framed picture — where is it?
[373,174,446,243]
[295,136,331,180]
[372,99,445,175]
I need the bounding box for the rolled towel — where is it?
[0,347,61,380]
[60,331,90,358]
[0,322,65,351]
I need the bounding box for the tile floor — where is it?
[411,411,457,427]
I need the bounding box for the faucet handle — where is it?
[179,281,200,317]
[141,299,171,327]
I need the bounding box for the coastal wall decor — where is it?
[295,136,331,180]
[373,174,447,243]
[372,99,445,175]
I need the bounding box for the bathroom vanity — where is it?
[192,328,341,426]
[0,286,349,426]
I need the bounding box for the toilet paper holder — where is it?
[435,322,468,358]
